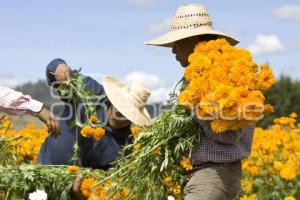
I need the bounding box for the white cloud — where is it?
[147,17,171,34]
[271,5,300,21]
[248,34,284,55]
[0,73,19,88]
[124,71,171,103]
[130,0,155,6]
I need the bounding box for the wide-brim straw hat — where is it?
[145,4,239,47]
[102,76,152,126]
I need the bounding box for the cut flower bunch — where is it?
[179,38,276,133]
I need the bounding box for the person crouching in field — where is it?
[38,58,152,170]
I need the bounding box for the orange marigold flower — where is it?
[180,156,193,171]
[93,127,105,140]
[89,115,98,123]
[67,165,79,173]
[81,126,93,137]
[180,38,276,133]
[81,178,97,198]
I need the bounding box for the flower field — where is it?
[0,113,299,199]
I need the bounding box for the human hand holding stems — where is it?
[54,63,71,82]
[35,106,60,137]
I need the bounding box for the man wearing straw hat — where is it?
[39,59,152,171]
[146,4,254,200]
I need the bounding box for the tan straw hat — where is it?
[145,4,239,47]
[102,76,152,126]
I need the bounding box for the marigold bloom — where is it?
[81,126,93,137]
[240,194,257,200]
[81,178,97,198]
[131,126,142,139]
[180,38,275,133]
[290,112,297,118]
[280,166,297,181]
[93,127,105,140]
[284,196,296,200]
[67,165,79,173]
[273,161,284,171]
[134,143,141,151]
[180,156,193,171]
[89,115,98,123]
[162,176,172,186]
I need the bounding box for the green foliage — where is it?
[259,76,300,128]
[56,70,106,165]
[239,172,300,200]
[103,105,201,199]
[0,165,102,200]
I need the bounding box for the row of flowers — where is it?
[1,113,299,199]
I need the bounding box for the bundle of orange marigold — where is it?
[179,38,276,133]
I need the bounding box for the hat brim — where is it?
[145,27,240,47]
[102,76,152,126]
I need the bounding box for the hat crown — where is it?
[171,4,213,31]
[127,83,150,109]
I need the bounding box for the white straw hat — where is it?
[102,76,152,126]
[145,4,239,47]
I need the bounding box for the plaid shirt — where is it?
[191,119,255,166]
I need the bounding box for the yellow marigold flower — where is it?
[67,165,79,173]
[134,143,141,151]
[280,166,296,181]
[284,196,296,200]
[81,178,97,198]
[290,112,298,118]
[257,64,276,91]
[273,161,284,171]
[180,156,193,171]
[131,126,142,139]
[2,119,11,128]
[241,179,253,193]
[171,183,181,197]
[240,194,257,200]
[89,115,98,123]
[162,176,172,186]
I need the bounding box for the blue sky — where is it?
[0,0,299,102]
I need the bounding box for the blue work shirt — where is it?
[38,58,132,169]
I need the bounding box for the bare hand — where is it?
[55,63,71,82]
[37,107,60,137]
[73,176,87,200]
